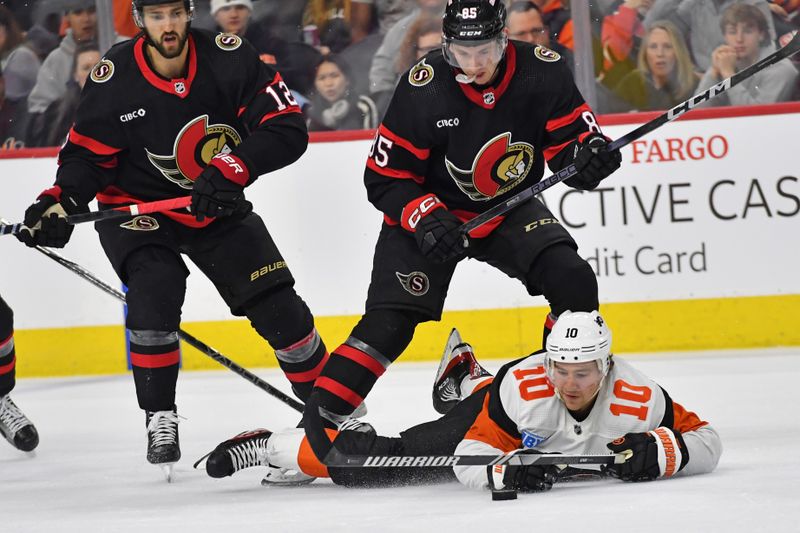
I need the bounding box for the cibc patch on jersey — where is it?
[146,114,242,189]
[215,32,242,51]
[90,59,115,83]
[396,271,430,296]
[445,132,534,201]
[408,58,434,87]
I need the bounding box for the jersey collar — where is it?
[134,34,197,99]
[455,41,517,110]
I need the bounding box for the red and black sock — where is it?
[275,327,328,401]
[129,330,180,412]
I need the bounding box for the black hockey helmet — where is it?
[442,0,508,69]
[132,0,195,28]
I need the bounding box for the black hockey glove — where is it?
[401,193,466,263]
[565,133,621,191]
[489,450,560,493]
[604,427,689,482]
[191,153,250,222]
[16,186,88,248]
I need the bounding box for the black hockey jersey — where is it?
[364,41,603,237]
[54,29,307,227]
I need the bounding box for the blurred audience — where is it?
[699,3,798,105]
[1,6,41,104]
[363,0,416,35]
[600,0,655,87]
[612,21,700,111]
[306,54,378,131]
[507,1,574,71]
[45,41,100,147]
[0,65,27,149]
[302,0,372,53]
[394,13,441,77]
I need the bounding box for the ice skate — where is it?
[432,328,492,415]
[0,394,39,452]
[201,429,272,478]
[146,408,181,482]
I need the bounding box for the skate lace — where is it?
[0,396,31,435]
[437,379,460,402]
[147,410,181,447]
[228,436,270,471]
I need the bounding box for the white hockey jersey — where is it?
[454,353,722,490]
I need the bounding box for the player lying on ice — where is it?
[199,311,722,492]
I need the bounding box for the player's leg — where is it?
[186,212,327,401]
[0,295,39,452]
[96,215,187,467]
[473,198,598,347]
[310,223,457,424]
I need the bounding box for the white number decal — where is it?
[265,81,298,111]
[581,111,601,133]
[369,134,394,167]
[461,7,478,19]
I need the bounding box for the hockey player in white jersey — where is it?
[201,311,721,493]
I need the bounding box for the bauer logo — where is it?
[396,271,430,296]
[120,216,159,231]
[521,430,547,449]
[90,59,114,83]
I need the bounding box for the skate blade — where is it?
[158,463,177,483]
[260,474,315,487]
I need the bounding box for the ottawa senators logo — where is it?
[90,59,114,83]
[445,132,534,201]
[215,33,242,51]
[146,115,242,189]
[396,271,430,296]
[408,58,434,87]
[120,215,160,231]
[534,46,561,63]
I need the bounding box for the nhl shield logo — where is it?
[445,132,535,201]
[482,92,495,106]
[396,271,430,296]
[174,81,186,94]
[120,215,160,231]
[146,115,242,189]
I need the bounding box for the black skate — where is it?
[146,408,181,482]
[0,395,39,452]
[432,328,492,415]
[200,429,272,478]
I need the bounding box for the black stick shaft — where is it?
[459,32,800,236]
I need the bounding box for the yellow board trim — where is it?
[13,294,800,378]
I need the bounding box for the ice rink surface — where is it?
[2,348,799,533]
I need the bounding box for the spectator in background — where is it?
[369,0,445,102]
[394,13,441,77]
[699,3,798,105]
[644,0,777,71]
[612,21,699,111]
[45,41,100,147]
[113,0,139,38]
[506,1,574,72]
[303,0,373,53]
[362,0,416,35]
[0,6,41,106]
[531,0,572,49]
[600,0,655,87]
[306,54,378,131]
[211,0,278,55]
[26,0,97,135]
[0,65,27,149]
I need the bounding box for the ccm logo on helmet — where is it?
[120,108,147,122]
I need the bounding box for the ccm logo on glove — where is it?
[401,193,445,232]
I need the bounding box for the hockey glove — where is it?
[16,186,88,248]
[604,427,689,482]
[191,153,249,222]
[565,133,621,191]
[402,194,466,263]
[488,450,560,493]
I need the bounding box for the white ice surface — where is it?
[2,349,799,533]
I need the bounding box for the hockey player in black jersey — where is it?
[17,0,329,478]
[0,294,39,453]
[304,0,622,430]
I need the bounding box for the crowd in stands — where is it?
[0,0,798,150]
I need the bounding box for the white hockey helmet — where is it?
[544,311,612,379]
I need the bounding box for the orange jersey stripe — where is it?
[463,393,521,453]
[672,400,708,433]
[297,429,338,478]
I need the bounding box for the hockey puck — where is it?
[491,489,518,501]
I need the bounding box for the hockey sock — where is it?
[129,330,180,411]
[274,328,328,401]
[542,312,557,349]
[0,297,15,397]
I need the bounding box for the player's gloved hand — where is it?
[16,186,88,248]
[604,427,689,482]
[489,449,560,493]
[191,152,250,222]
[402,194,467,263]
[565,132,621,191]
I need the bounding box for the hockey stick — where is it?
[0,196,192,236]
[458,31,800,237]
[0,217,304,413]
